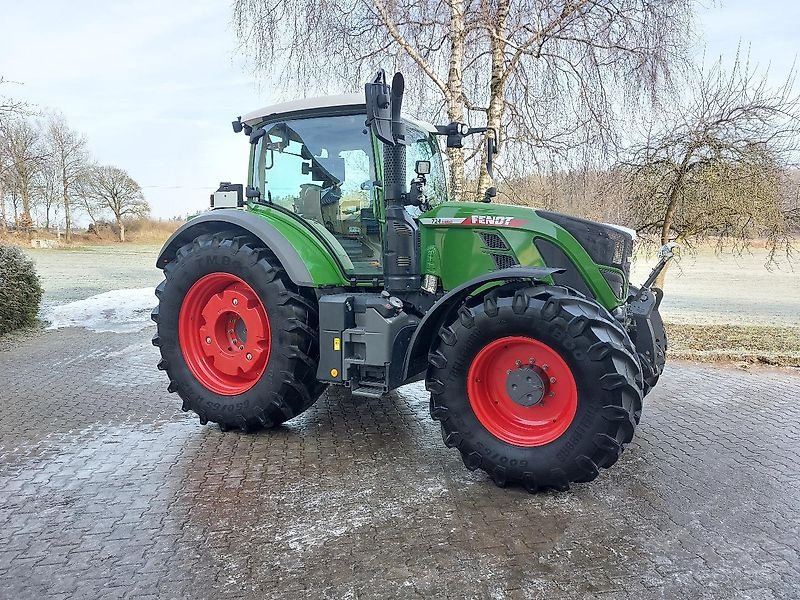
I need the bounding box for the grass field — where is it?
[19,242,800,368]
[632,245,800,366]
[25,245,162,309]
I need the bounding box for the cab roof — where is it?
[240,93,436,132]
[241,94,364,126]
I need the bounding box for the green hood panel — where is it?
[419,202,623,309]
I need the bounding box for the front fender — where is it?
[157,209,347,287]
[401,267,563,382]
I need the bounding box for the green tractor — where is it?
[153,71,672,491]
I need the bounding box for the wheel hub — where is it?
[179,273,271,395]
[467,336,578,447]
[505,365,548,407]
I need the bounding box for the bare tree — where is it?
[44,113,89,241]
[0,116,45,232]
[233,0,692,199]
[0,76,29,231]
[82,165,149,242]
[617,55,800,281]
[34,158,60,230]
[0,76,28,122]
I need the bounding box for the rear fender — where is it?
[157,209,345,287]
[401,267,562,383]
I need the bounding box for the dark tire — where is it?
[152,231,325,431]
[427,285,642,492]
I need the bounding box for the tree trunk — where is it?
[118,221,125,242]
[655,155,693,288]
[476,0,509,196]
[655,183,682,288]
[20,184,32,235]
[446,0,466,200]
[0,178,5,231]
[62,170,72,242]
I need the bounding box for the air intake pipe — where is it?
[365,71,421,292]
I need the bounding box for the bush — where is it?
[0,245,43,335]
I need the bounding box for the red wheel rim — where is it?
[467,336,578,447]
[178,273,271,396]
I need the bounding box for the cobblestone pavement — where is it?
[1,326,798,599]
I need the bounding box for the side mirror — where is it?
[232,117,243,133]
[415,160,431,175]
[486,134,497,180]
[365,70,394,145]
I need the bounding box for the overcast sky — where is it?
[1,0,798,221]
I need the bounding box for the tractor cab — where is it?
[240,95,447,276]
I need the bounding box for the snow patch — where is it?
[43,288,156,333]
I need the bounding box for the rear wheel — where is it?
[427,285,642,491]
[152,231,325,431]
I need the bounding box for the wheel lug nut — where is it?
[542,364,549,371]
[548,392,555,397]
[232,298,239,306]
[205,337,212,344]
[515,360,522,367]
[507,369,512,375]
[550,377,557,384]
[246,353,252,360]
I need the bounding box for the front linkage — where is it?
[625,243,677,394]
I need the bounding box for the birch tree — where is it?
[232,0,693,199]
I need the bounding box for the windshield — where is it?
[252,114,382,274]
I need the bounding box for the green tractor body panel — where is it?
[419,201,625,311]
[246,203,352,287]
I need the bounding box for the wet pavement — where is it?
[1,326,799,599]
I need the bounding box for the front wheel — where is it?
[426,285,643,491]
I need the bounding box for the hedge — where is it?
[0,245,43,335]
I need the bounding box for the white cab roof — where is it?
[240,93,436,132]
[241,94,364,125]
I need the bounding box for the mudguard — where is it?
[401,266,563,383]
[157,209,314,286]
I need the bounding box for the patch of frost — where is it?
[42,287,155,333]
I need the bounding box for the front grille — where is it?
[479,232,508,250]
[536,210,633,275]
